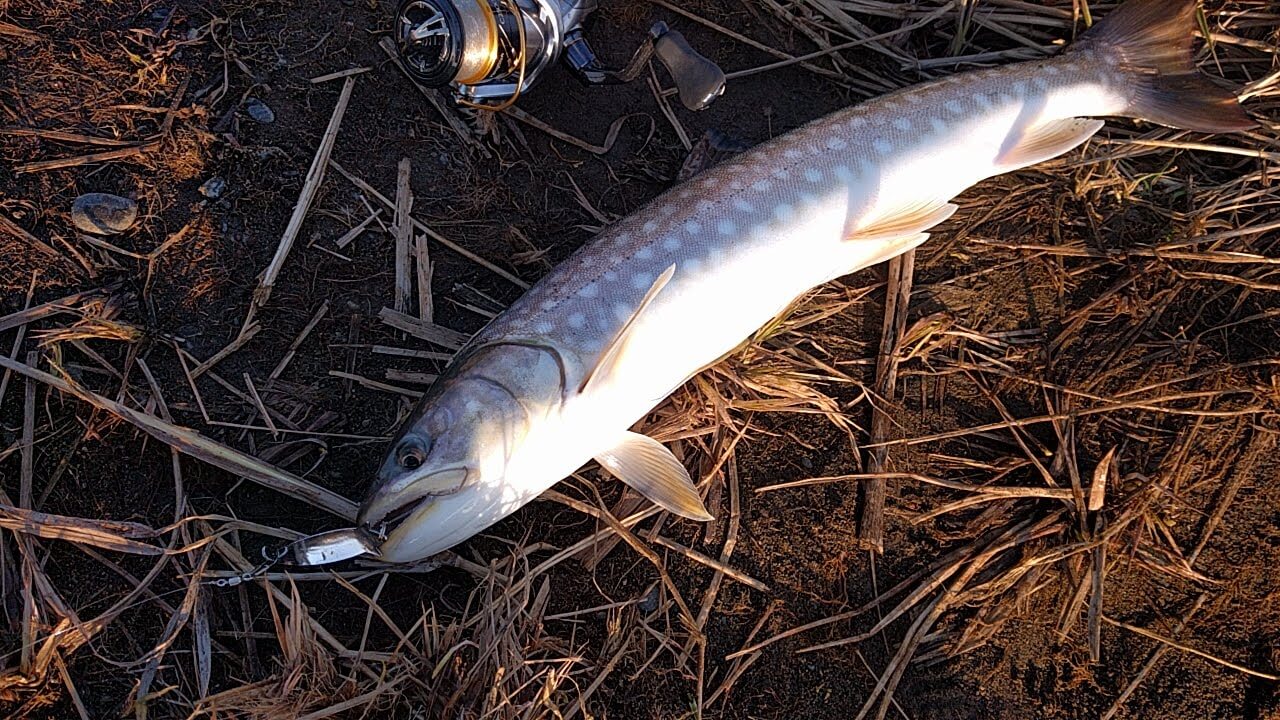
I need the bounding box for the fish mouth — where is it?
[357,466,470,536]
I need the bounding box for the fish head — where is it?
[358,342,566,562]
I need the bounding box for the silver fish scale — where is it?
[472,55,1122,367]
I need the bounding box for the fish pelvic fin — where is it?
[1070,0,1254,133]
[596,431,713,521]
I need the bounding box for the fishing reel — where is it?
[394,0,727,111]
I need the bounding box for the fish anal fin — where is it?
[578,264,676,394]
[845,200,957,244]
[596,431,714,521]
[997,118,1104,170]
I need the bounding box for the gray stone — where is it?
[199,177,227,199]
[71,193,138,235]
[246,97,275,124]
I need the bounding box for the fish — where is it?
[358,0,1254,563]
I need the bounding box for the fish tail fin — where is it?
[1070,0,1254,133]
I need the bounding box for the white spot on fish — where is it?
[834,165,853,181]
[798,191,819,206]
[997,93,1013,105]
[893,117,912,131]
[604,270,618,281]
[684,257,702,274]
[752,179,773,193]
[540,300,557,311]
[706,246,726,264]
[1012,81,1027,96]
[729,179,745,190]
[644,221,659,233]
[826,137,848,150]
[662,236,680,251]
[849,116,867,129]
[684,221,702,235]
[568,312,585,329]
[677,190,692,200]
[636,246,654,260]
[805,168,823,183]
[535,322,553,334]
[631,273,653,290]
[613,303,633,321]
[772,168,791,181]
[697,200,714,213]
[784,149,802,159]
[717,219,736,235]
[1044,65,1061,76]
[945,100,964,115]
[733,198,755,213]
[873,139,893,154]
[579,283,599,298]
[974,94,993,110]
[930,116,947,133]
[614,232,631,245]
[906,93,924,106]
[774,204,794,221]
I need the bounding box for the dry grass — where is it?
[1,0,1279,718]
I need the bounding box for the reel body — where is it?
[396,0,725,110]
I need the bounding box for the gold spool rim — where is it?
[455,0,500,86]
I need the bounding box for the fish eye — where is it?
[397,437,431,470]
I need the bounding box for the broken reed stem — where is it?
[859,249,915,552]
[415,233,434,323]
[247,75,356,328]
[393,158,413,315]
[269,301,329,382]
[328,160,529,289]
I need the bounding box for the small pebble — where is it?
[246,97,275,123]
[199,177,226,199]
[71,193,137,235]
[639,585,661,613]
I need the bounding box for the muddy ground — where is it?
[3,0,1280,718]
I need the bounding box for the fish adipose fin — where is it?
[845,199,957,244]
[997,118,1106,170]
[596,431,714,521]
[1072,0,1254,132]
[579,264,677,394]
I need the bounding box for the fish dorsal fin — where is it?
[596,431,714,521]
[578,264,676,394]
[996,118,1105,170]
[845,199,957,243]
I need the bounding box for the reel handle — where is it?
[564,21,726,111]
[650,23,726,111]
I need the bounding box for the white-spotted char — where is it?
[360,0,1254,562]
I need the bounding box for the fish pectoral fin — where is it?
[996,118,1105,170]
[845,199,958,243]
[596,431,714,521]
[578,264,677,394]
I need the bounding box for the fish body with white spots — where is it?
[360,0,1254,562]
